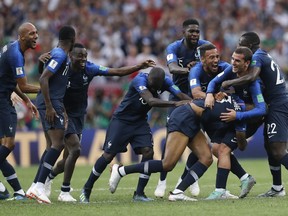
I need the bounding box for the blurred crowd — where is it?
[1,0,288,130]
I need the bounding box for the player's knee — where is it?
[218,144,230,156]
[162,160,177,172]
[70,147,80,159]
[102,152,115,163]
[269,143,287,161]
[140,147,154,159]
[199,153,213,167]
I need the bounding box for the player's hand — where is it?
[140,60,156,69]
[187,61,197,70]
[45,106,58,125]
[39,52,51,63]
[220,108,236,122]
[204,93,215,109]
[10,92,23,106]
[221,80,232,89]
[214,92,228,101]
[26,100,39,119]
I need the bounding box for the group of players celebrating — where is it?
[0,18,288,203]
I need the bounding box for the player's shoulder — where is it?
[5,41,20,55]
[197,39,211,46]
[191,62,204,73]
[133,72,148,82]
[218,61,231,69]
[50,47,66,57]
[166,39,184,49]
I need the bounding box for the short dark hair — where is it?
[182,19,199,28]
[197,43,216,58]
[73,43,85,49]
[59,25,76,41]
[149,67,165,79]
[241,32,260,46]
[234,46,253,62]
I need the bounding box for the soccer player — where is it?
[205,46,266,199]
[41,43,156,202]
[220,32,288,198]
[28,25,76,204]
[154,18,210,198]
[0,22,40,200]
[79,67,191,203]
[109,96,247,201]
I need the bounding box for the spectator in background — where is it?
[1,0,288,130]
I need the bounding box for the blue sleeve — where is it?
[206,65,233,93]
[166,41,179,64]
[46,50,67,74]
[189,63,202,90]
[86,61,109,76]
[164,76,181,96]
[235,80,266,121]
[250,52,262,69]
[132,74,148,94]
[8,47,26,79]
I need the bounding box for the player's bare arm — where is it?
[17,76,40,93]
[222,67,260,89]
[108,59,156,76]
[168,62,189,74]
[192,86,206,99]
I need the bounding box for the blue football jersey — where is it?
[207,66,266,121]
[36,47,69,109]
[166,39,210,95]
[189,61,230,94]
[64,61,109,117]
[0,41,26,97]
[250,48,288,105]
[114,72,181,122]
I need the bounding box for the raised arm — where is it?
[107,60,156,76]
[222,67,260,89]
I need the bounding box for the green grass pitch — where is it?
[1,159,288,216]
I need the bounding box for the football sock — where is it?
[1,160,22,192]
[136,157,151,195]
[230,154,246,179]
[216,167,229,189]
[37,148,61,183]
[180,152,198,179]
[159,143,167,181]
[84,155,109,189]
[176,161,207,191]
[123,160,163,175]
[0,146,11,165]
[268,154,282,185]
[61,182,70,192]
[33,150,47,183]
